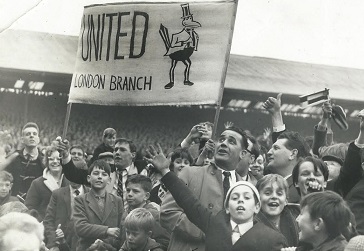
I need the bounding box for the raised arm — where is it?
[312,101,332,156]
[180,124,208,149]
[53,137,88,185]
[146,145,212,233]
[335,109,364,197]
[262,93,285,143]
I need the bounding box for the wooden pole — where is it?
[211,0,239,139]
[62,103,72,139]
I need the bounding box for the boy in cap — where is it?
[146,144,286,251]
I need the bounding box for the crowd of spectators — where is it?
[1,91,364,251]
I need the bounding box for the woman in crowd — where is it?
[25,147,68,221]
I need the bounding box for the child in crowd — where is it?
[169,148,193,176]
[0,171,18,206]
[149,148,193,204]
[73,160,124,251]
[146,145,286,251]
[120,208,164,251]
[121,174,169,250]
[255,174,300,247]
[292,156,329,199]
[89,128,116,165]
[292,191,352,251]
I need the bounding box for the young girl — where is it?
[146,145,287,251]
[169,148,193,176]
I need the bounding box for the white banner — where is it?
[68,1,237,106]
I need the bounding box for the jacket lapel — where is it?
[102,193,115,223]
[62,186,71,217]
[86,193,103,221]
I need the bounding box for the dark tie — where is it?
[117,170,124,197]
[74,189,80,196]
[223,171,231,199]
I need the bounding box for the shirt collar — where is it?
[23,149,38,160]
[70,185,84,195]
[117,163,135,174]
[215,165,236,182]
[230,220,254,236]
[90,189,106,199]
[284,174,292,180]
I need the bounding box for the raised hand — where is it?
[322,100,332,119]
[145,144,170,176]
[224,121,234,129]
[52,137,71,158]
[201,139,215,158]
[262,93,282,115]
[263,127,271,141]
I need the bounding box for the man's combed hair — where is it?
[88,159,111,175]
[223,125,248,150]
[125,174,152,193]
[277,131,311,158]
[300,191,352,239]
[22,122,39,134]
[115,138,137,154]
[124,208,154,232]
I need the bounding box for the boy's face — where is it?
[225,185,260,224]
[0,179,12,198]
[126,183,149,210]
[259,181,287,217]
[87,166,110,190]
[296,206,317,243]
[295,161,326,196]
[125,228,151,251]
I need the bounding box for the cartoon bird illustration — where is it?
[159,3,201,89]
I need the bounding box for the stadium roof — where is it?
[1,29,364,103]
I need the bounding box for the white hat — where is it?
[224,181,261,209]
[345,235,364,251]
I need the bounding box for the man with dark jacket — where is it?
[2,122,44,200]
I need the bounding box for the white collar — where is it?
[230,220,254,236]
[284,174,292,180]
